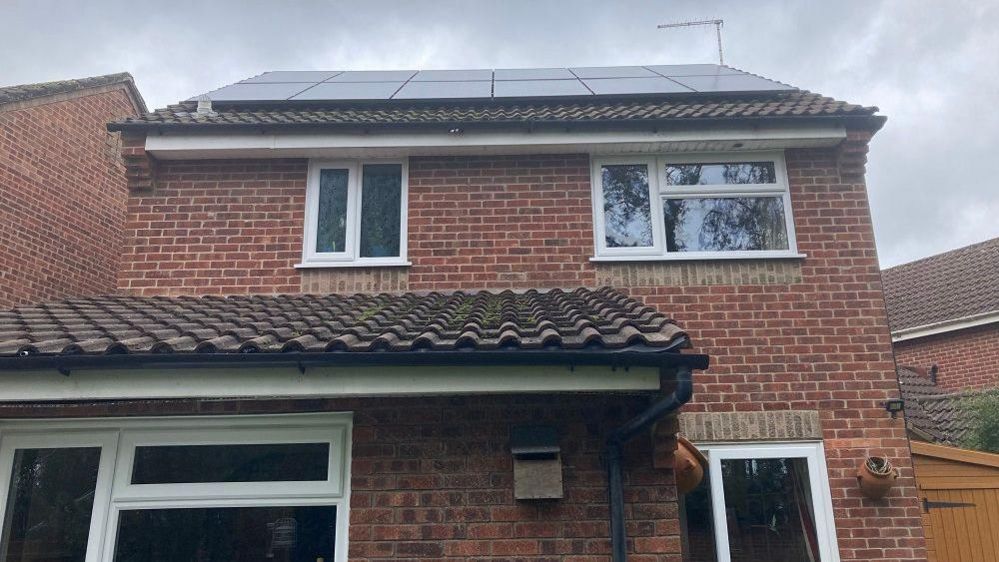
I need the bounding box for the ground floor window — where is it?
[0,414,350,562]
[682,442,839,562]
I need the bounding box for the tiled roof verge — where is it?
[1,72,147,113]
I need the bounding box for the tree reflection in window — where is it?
[359,164,402,258]
[665,162,776,186]
[601,164,653,248]
[663,197,788,252]
[316,169,349,253]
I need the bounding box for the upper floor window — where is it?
[301,159,408,267]
[591,152,799,261]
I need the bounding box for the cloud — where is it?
[3,0,996,266]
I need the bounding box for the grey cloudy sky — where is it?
[3,0,997,267]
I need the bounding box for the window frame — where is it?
[695,441,840,562]
[591,151,803,261]
[0,413,352,562]
[300,158,409,268]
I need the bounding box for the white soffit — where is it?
[0,365,660,402]
[145,124,847,160]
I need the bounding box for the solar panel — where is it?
[494,79,591,98]
[670,74,789,92]
[291,81,406,100]
[570,66,657,79]
[204,82,314,101]
[394,81,492,99]
[195,64,796,102]
[240,71,342,83]
[646,64,742,77]
[583,77,692,95]
[495,68,575,80]
[412,69,493,82]
[327,70,417,82]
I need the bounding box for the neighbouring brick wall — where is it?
[894,323,999,391]
[117,132,927,561]
[0,394,682,561]
[0,86,139,309]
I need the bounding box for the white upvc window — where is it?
[682,441,840,562]
[299,159,409,268]
[590,151,801,261]
[0,414,351,562]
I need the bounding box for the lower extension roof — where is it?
[0,287,708,373]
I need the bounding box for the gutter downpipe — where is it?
[606,364,694,562]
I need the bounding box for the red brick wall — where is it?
[894,323,999,391]
[0,394,682,561]
[116,135,927,561]
[0,86,138,309]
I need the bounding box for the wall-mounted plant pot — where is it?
[857,456,899,499]
[675,437,707,494]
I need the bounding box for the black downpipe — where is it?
[606,365,694,562]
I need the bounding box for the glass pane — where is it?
[720,457,820,562]
[0,447,101,562]
[358,164,402,258]
[601,164,653,248]
[663,197,789,252]
[114,506,335,562]
[681,475,717,562]
[316,169,349,253]
[664,162,776,185]
[131,443,330,484]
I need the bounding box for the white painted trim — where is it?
[696,441,840,562]
[0,413,352,562]
[0,365,661,402]
[591,151,799,260]
[302,159,409,267]
[144,125,848,160]
[891,310,999,342]
[294,260,411,269]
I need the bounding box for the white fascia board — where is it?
[0,364,660,402]
[145,124,847,160]
[892,311,999,342]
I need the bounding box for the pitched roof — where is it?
[0,287,688,358]
[109,91,879,132]
[898,366,977,445]
[883,237,999,333]
[0,72,147,113]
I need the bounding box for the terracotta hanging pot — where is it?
[674,437,707,494]
[857,456,900,499]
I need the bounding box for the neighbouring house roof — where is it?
[0,72,147,113]
[883,237,999,336]
[107,64,882,132]
[898,366,978,445]
[0,287,692,359]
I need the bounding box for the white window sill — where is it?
[294,260,412,269]
[590,252,807,263]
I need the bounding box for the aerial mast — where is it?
[657,19,725,65]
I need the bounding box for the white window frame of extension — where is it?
[0,413,352,562]
[299,158,410,268]
[698,441,840,562]
[591,151,803,261]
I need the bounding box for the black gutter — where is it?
[606,364,696,562]
[0,347,709,375]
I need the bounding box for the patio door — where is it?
[0,431,118,562]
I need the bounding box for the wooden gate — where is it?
[911,442,999,562]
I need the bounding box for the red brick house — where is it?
[884,237,999,391]
[0,73,147,309]
[0,65,925,562]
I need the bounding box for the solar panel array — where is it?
[197,65,795,103]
